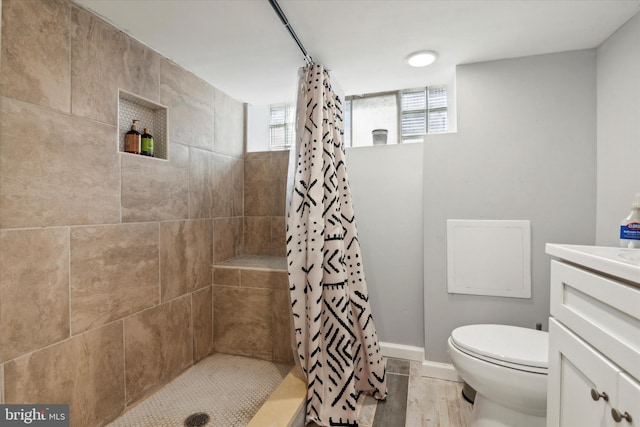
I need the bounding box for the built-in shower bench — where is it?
[214,255,287,271]
[212,255,292,364]
[213,255,307,427]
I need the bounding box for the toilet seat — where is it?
[451,324,548,374]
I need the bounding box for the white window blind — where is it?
[401,86,448,143]
[269,104,294,150]
[427,86,448,134]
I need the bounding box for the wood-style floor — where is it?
[309,357,472,427]
[360,358,473,427]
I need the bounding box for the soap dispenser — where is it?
[124,119,141,154]
[620,193,640,248]
[141,128,154,157]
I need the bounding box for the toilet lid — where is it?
[451,324,548,369]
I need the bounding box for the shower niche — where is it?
[118,89,168,160]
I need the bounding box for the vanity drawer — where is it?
[550,260,640,379]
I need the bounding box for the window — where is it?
[268,85,448,150]
[269,104,294,150]
[348,93,398,147]
[343,85,448,146]
[400,86,448,143]
[426,86,448,134]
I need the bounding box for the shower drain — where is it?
[184,412,210,427]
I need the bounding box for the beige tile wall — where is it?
[121,142,190,222]
[0,228,70,361]
[212,267,293,364]
[206,149,292,364]
[69,223,160,334]
[244,150,289,256]
[0,96,121,228]
[0,0,71,113]
[4,322,125,427]
[0,0,245,425]
[192,286,214,362]
[161,59,214,151]
[71,5,162,125]
[124,295,192,404]
[213,216,243,263]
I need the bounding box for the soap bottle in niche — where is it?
[141,128,154,157]
[124,119,141,154]
[620,193,640,248]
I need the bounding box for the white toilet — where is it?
[447,324,548,427]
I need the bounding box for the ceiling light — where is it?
[405,50,438,67]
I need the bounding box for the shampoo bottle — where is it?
[124,119,141,154]
[141,128,154,157]
[620,193,640,248]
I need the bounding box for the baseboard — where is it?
[379,342,461,382]
[420,360,461,382]
[379,342,424,361]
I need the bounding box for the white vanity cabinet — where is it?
[546,244,640,427]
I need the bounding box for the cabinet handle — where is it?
[590,389,609,401]
[611,409,632,423]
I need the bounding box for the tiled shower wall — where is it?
[244,150,289,257]
[208,150,293,363]
[0,0,243,425]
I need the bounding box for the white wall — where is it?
[246,104,270,152]
[249,43,620,359]
[346,143,424,347]
[423,50,597,362]
[596,12,640,247]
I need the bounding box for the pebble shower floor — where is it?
[108,354,292,427]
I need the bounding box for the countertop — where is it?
[546,244,640,284]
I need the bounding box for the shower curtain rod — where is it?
[268,0,314,66]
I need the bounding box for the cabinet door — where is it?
[548,319,620,427]
[550,260,640,380]
[614,373,640,426]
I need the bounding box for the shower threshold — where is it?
[107,353,292,427]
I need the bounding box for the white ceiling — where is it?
[75,0,640,106]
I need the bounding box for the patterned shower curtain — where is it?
[286,64,387,427]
